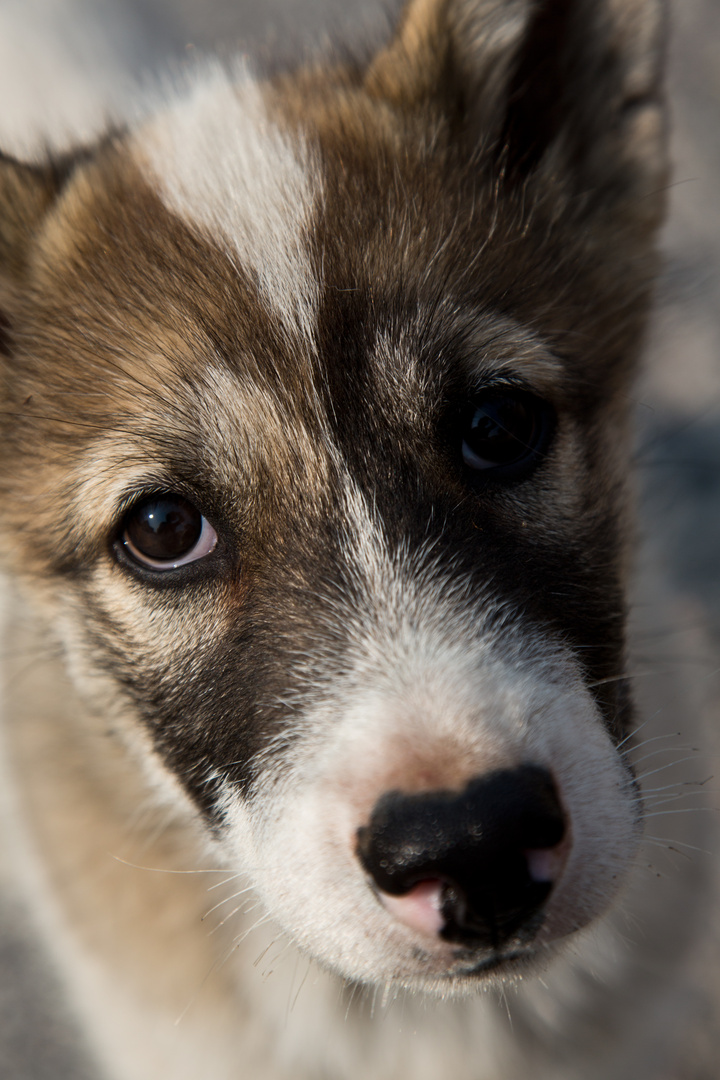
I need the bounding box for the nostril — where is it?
[525,844,567,884]
[356,765,567,949]
[381,879,446,937]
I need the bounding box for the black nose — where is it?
[356,765,566,949]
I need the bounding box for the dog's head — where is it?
[0,0,667,992]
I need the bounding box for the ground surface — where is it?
[0,0,718,1075]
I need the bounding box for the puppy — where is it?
[1,1,717,1077]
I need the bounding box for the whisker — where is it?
[259,939,293,982]
[498,984,514,1030]
[229,913,274,951]
[208,901,255,934]
[616,711,671,750]
[254,938,280,969]
[342,978,361,1022]
[588,667,691,689]
[644,792,714,809]
[641,778,712,795]
[173,908,275,1027]
[631,745,694,767]
[110,854,227,875]
[207,873,245,893]
[625,731,682,755]
[292,959,313,1015]
[637,755,702,782]
[202,886,255,922]
[644,836,713,856]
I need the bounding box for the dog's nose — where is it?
[356,765,567,949]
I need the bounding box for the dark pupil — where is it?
[466,396,537,465]
[125,497,202,561]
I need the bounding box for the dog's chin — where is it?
[322,940,557,1000]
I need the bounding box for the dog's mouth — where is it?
[450,947,543,980]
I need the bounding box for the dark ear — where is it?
[367,0,667,221]
[0,152,72,354]
[0,153,62,280]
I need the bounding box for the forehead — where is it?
[15,58,616,515]
[127,60,564,356]
[25,73,557,405]
[129,65,565,391]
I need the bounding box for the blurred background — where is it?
[0,0,718,1074]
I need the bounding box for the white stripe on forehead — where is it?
[135,61,321,344]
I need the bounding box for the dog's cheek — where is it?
[48,573,245,770]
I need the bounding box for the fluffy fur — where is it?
[1,1,718,1077]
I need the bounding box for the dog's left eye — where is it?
[460,390,554,482]
[120,495,217,570]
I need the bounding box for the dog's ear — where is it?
[0,153,60,352]
[367,0,667,225]
[0,153,63,278]
[0,151,85,355]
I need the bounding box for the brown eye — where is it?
[121,494,217,570]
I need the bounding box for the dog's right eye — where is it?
[459,389,555,484]
[120,494,217,570]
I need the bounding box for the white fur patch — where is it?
[136,62,322,345]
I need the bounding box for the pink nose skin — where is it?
[381,879,446,937]
[525,844,567,884]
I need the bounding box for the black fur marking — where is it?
[307,147,633,738]
[0,311,12,357]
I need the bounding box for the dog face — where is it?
[0,0,667,993]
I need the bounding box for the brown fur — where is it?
[4,2,716,1079]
